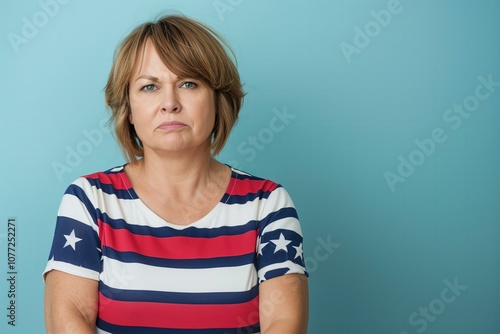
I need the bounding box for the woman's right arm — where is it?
[44,270,99,334]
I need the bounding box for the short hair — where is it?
[105,15,245,163]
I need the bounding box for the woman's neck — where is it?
[130,149,226,204]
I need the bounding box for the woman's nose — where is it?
[161,87,181,113]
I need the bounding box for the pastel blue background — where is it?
[1,0,499,333]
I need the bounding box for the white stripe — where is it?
[261,216,303,236]
[83,181,270,230]
[58,193,99,231]
[68,173,284,231]
[232,168,251,177]
[100,257,258,293]
[43,258,99,281]
[260,187,296,217]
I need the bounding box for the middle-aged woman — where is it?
[44,14,308,333]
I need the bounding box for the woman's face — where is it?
[128,39,215,157]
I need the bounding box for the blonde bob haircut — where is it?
[105,15,244,163]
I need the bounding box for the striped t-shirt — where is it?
[43,165,307,333]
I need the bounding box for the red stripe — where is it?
[84,171,278,198]
[230,177,278,196]
[100,221,257,259]
[85,171,132,190]
[98,293,258,329]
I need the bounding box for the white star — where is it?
[293,243,304,260]
[270,233,291,253]
[258,242,269,256]
[63,230,82,251]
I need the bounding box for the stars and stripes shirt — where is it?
[43,165,308,333]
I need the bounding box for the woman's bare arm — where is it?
[44,270,99,334]
[259,273,309,333]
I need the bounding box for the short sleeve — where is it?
[43,178,102,281]
[256,185,308,283]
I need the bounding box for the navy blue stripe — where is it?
[99,281,258,304]
[49,216,102,272]
[97,319,260,334]
[86,167,271,202]
[263,268,291,281]
[65,184,98,226]
[256,228,306,271]
[222,189,273,205]
[259,228,303,245]
[257,207,298,232]
[103,247,256,269]
[85,177,136,200]
[99,211,257,238]
[231,170,265,182]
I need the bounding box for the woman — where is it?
[44,15,308,333]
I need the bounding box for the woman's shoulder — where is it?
[227,166,298,217]
[81,165,126,179]
[227,165,290,196]
[67,165,129,193]
[229,165,278,183]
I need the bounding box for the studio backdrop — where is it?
[1,0,499,333]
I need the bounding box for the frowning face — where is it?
[128,39,216,158]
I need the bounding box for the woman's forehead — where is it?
[131,38,196,82]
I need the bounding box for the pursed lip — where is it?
[157,121,187,130]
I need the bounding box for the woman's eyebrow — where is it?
[135,75,160,82]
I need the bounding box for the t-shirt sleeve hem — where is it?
[42,260,99,283]
[258,265,309,284]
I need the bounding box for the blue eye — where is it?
[141,84,157,92]
[181,81,197,89]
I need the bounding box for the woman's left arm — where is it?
[259,273,309,334]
